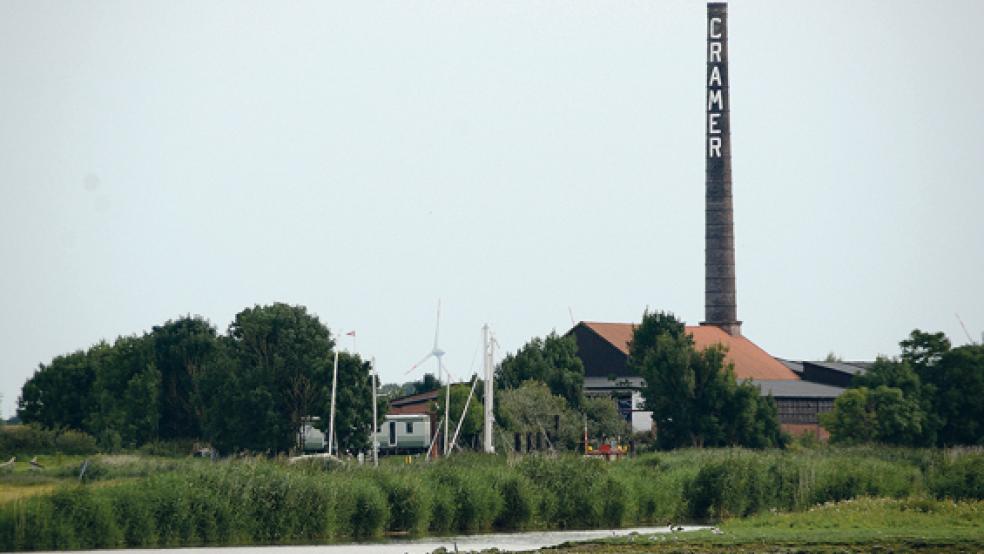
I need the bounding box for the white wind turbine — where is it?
[406,300,453,456]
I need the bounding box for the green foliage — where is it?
[376,471,432,534]
[517,456,606,528]
[47,487,121,549]
[928,453,984,500]
[496,381,582,449]
[493,472,534,530]
[825,330,984,447]
[930,345,984,446]
[203,303,335,454]
[436,381,484,449]
[497,332,585,408]
[17,352,95,432]
[102,485,156,547]
[630,310,783,449]
[400,373,441,396]
[318,352,375,453]
[334,478,388,539]
[0,425,98,457]
[150,317,219,441]
[429,464,502,532]
[4,449,984,551]
[582,396,631,440]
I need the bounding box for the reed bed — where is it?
[0,447,981,551]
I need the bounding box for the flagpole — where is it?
[328,350,339,457]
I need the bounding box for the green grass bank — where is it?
[546,497,984,553]
[1,447,983,551]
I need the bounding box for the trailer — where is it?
[373,414,432,455]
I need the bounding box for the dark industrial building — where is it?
[568,322,849,438]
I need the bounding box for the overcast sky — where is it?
[2,1,983,418]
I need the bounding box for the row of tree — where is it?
[18,303,375,453]
[822,330,984,446]
[19,304,785,454]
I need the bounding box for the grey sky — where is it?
[2,1,982,418]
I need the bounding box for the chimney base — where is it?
[699,321,742,337]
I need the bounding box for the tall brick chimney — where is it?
[702,2,741,336]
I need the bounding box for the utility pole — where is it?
[328,350,339,457]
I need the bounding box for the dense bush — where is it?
[928,451,984,500]
[0,425,98,457]
[493,472,534,530]
[377,470,432,534]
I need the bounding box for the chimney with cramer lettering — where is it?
[702,2,741,336]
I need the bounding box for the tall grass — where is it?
[1,448,982,551]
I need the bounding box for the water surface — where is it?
[51,526,707,554]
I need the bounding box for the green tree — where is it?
[820,387,875,444]
[496,380,582,449]
[86,336,160,448]
[821,385,924,445]
[17,350,96,431]
[404,373,441,396]
[202,303,334,454]
[900,330,951,372]
[851,356,935,445]
[497,332,585,407]
[830,329,984,447]
[629,310,782,449]
[318,352,375,453]
[932,344,984,445]
[149,316,220,440]
[582,396,631,439]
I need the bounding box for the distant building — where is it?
[377,388,443,456]
[778,359,871,388]
[567,321,843,438]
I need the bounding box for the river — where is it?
[45,526,708,554]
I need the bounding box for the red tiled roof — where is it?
[389,388,440,407]
[388,403,433,415]
[580,321,798,381]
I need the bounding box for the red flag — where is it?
[345,330,356,337]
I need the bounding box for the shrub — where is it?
[597,476,629,527]
[47,487,121,549]
[518,455,605,528]
[378,471,431,534]
[427,466,502,532]
[337,479,388,539]
[683,455,773,520]
[104,485,156,547]
[494,473,534,530]
[427,483,456,533]
[929,453,984,500]
[53,430,99,455]
[0,425,97,457]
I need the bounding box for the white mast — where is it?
[482,324,495,453]
[449,373,479,452]
[371,356,378,467]
[328,349,339,457]
[443,358,451,456]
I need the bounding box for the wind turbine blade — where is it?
[405,352,435,375]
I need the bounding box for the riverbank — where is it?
[544,497,984,553]
[1,448,982,551]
